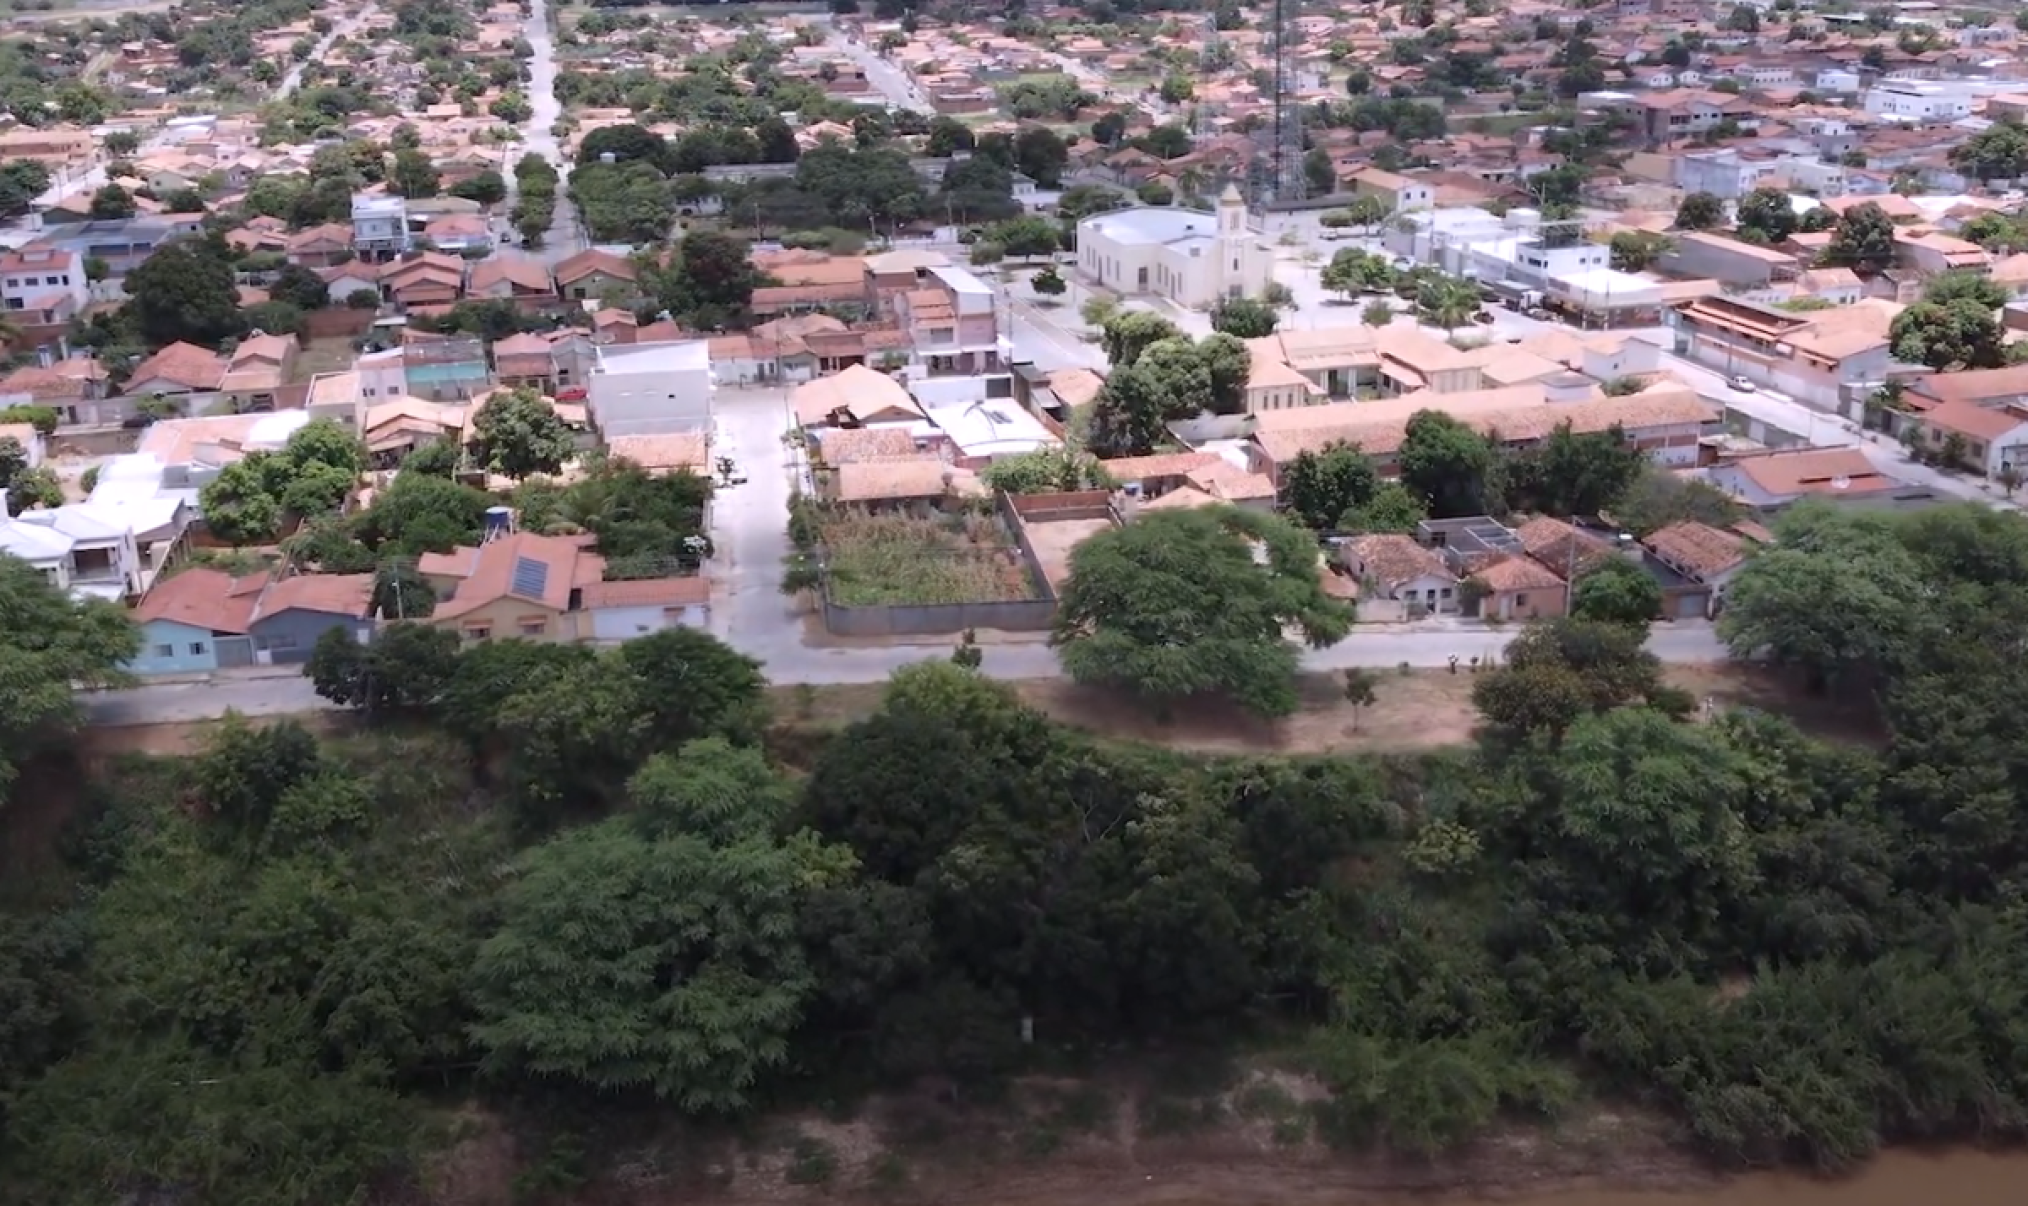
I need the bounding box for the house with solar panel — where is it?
[414,515,709,644]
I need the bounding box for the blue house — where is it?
[128,567,375,675]
[130,567,261,675]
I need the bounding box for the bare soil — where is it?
[433,1070,1712,1206]
[767,663,1874,757]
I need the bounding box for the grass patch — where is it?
[822,511,1038,607]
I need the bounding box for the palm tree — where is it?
[1416,276,1479,335]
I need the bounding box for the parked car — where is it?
[1471,311,1495,324]
[1730,375,1756,392]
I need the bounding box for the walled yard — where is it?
[822,511,1040,607]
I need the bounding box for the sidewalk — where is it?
[97,663,305,690]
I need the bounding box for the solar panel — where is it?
[511,557,549,599]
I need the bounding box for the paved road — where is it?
[813,20,932,115]
[508,0,585,265]
[79,621,1728,726]
[278,11,369,100]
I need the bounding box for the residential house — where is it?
[352,193,410,260]
[382,252,466,310]
[1341,533,1458,615]
[0,504,142,601]
[580,576,711,640]
[123,341,228,411]
[1350,168,1433,213]
[217,332,298,413]
[125,566,374,674]
[467,255,557,309]
[1706,446,1919,507]
[0,357,112,426]
[492,332,556,389]
[588,340,714,436]
[320,261,384,307]
[0,248,90,324]
[551,249,637,302]
[1641,521,1752,617]
[420,528,707,641]
[246,572,376,664]
[792,363,923,430]
[1415,516,1570,621]
[402,333,492,401]
[895,263,1007,377]
[286,223,355,268]
[128,567,261,675]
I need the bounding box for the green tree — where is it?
[657,229,760,325]
[1211,294,1279,338]
[1889,299,2008,370]
[1949,120,2028,182]
[88,183,135,220]
[1824,201,1898,272]
[390,147,441,198]
[1718,503,1928,691]
[267,262,332,311]
[1050,507,1353,718]
[470,386,576,480]
[1415,275,1480,333]
[1282,442,1378,532]
[1505,421,1644,517]
[1675,190,1725,231]
[1608,230,1674,271]
[0,558,136,803]
[1398,410,1497,519]
[123,235,245,347]
[1100,310,1182,367]
[986,213,1059,258]
[305,622,462,713]
[615,627,769,749]
[469,742,830,1112]
[1571,557,1664,627]
[1735,186,1797,242]
[1031,265,1067,296]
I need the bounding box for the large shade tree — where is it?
[1050,506,1353,718]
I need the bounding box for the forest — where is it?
[4,499,2028,1203]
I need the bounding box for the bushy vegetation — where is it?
[8,502,2028,1202]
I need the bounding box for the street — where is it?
[510,0,586,264]
[78,617,1727,726]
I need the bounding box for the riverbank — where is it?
[441,1067,2028,1206]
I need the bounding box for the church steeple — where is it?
[1217,183,1246,236]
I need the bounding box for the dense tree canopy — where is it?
[1051,506,1353,717]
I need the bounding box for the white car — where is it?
[1730,375,1757,392]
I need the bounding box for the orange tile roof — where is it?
[134,568,261,633]
[577,576,710,609]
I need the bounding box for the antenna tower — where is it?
[1266,0,1305,207]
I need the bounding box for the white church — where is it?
[1073,185,1275,311]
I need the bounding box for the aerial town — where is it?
[0,0,2021,697]
[6,0,2028,1202]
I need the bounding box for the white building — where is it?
[1074,186,1274,310]
[586,340,714,437]
[0,501,146,601]
[0,247,88,317]
[1864,80,1974,122]
[351,193,409,259]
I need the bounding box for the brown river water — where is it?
[1448,1150,2028,1206]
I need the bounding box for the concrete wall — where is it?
[249,612,371,665]
[589,602,708,641]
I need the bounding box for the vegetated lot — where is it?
[823,510,1038,607]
